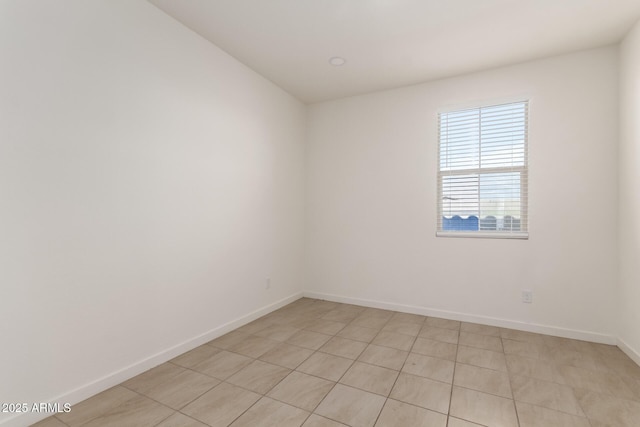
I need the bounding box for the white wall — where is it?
[618,20,640,363]
[0,1,305,424]
[306,47,619,342]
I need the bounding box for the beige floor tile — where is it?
[287,330,333,350]
[445,417,483,426]
[236,319,273,335]
[460,322,501,337]
[402,353,454,383]
[305,308,336,320]
[372,331,415,351]
[621,375,640,401]
[505,354,567,384]
[302,414,349,426]
[500,328,546,343]
[575,388,640,427]
[449,386,518,427]
[360,308,394,320]
[358,344,408,370]
[456,345,507,372]
[305,319,348,335]
[458,332,503,352]
[390,312,427,325]
[382,321,422,336]
[283,310,317,320]
[291,317,319,330]
[453,363,512,398]
[320,336,368,359]
[57,386,140,426]
[543,336,591,353]
[591,343,632,362]
[590,420,627,427]
[134,369,220,409]
[418,326,459,344]
[337,303,367,314]
[260,342,315,369]
[207,330,252,350]
[389,373,451,414]
[603,355,640,381]
[322,309,359,323]
[545,336,588,352]
[181,382,261,427]
[273,304,306,315]
[80,394,174,427]
[268,313,306,326]
[283,310,315,325]
[548,347,607,372]
[558,363,637,400]
[285,298,315,308]
[375,399,447,427]
[502,339,550,359]
[340,361,399,396]
[122,363,184,394]
[31,417,68,427]
[297,352,354,381]
[337,325,379,342]
[254,324,301,342]
[309,300,339,310]
[284,298,317,308]
[268,371,335,411]
[411,337,457,361]
[259,343,313,369]
[565,338,601,355]
[350,315,391,330]
[515,401,590,427]
[227,360,291,394]
[315,384,386,427]
[170,345,220,369]
[155,412,209,427]
[230,397,309,427]
[511,375,584,416]
[425,317,460,331]
[191,350,253,380]
[228,335,279,358]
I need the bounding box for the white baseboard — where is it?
[2,292,303,427]
[303,291,617,345]
[617,337,640,367]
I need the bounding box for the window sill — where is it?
[436,231,529,240]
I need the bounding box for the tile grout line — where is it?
[446,323,461,425]
[501,335,522,427]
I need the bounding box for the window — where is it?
[437,101,528,238]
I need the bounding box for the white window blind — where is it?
[437,101,528,238]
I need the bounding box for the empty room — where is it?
[2,0,640,426]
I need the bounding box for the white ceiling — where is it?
[148,0,640,104]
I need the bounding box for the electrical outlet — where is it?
[266,278,271,290]
[522,290,533,304]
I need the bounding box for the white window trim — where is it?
[436,99,529,239]
[436,231,529,239]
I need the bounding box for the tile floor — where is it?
[34,298,640,427]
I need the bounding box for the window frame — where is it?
[436,100,529,239]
